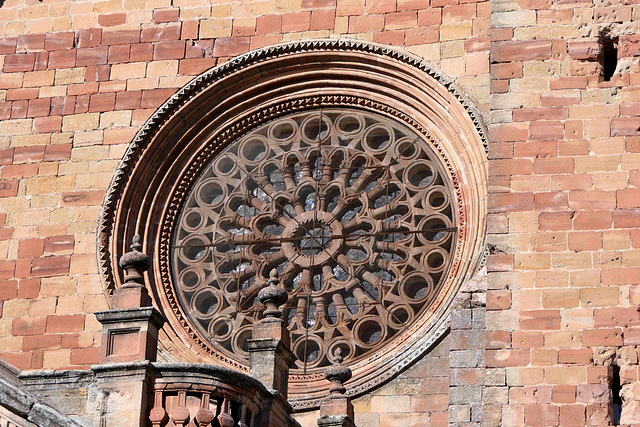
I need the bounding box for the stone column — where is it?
[91,235,165,427]
[247,270,296,400]
[317,349,355,427]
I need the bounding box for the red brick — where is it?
[77,28,102,48]
[75,94,90,114]
[488,193,534,212]
[77,46,108,66]
[3,53,36,73]
[558,405,585,426]
[0,180,19,198]
[249,34,282,51]
[525,405,558,426]
[582,329,623,347]
[520,310,561,330]
[386,11,417,30]
[18,278,40,298]
[349,15,385,32]
[68,82,99,96]
[282,12,311,32]
[491,123,528,142]
[541,90,580,107]
[23,334,62,351]
[492,40,552,62]
[373,30,405,46]
[178,58,216,75]
[618,188,640,208]
[130,43,153,62]
[559,349,593,365]
[18,238,44,258]
[141,22,182,42]
[108,44,130,64]
[568,232,602,251]
[539,212,572,231]
[533,158,574,174]
[418,9,442,26]
[153,40,185,60]
[512,331,544,349]
[48,50,76,69]
[86,65,111,82]
[0,37,17,54]
[46,314,85,333]
[102,29,140,45]
[619,34,640,57]
[359,0,390,13]
[550,76,588,90]
[45,32,74,51]
[181,21,199,40]
[0,261,15,279]
[310,10,336,30]
[71,347,100,366]
[486,331,511,349]
[17,34,45,51]
[13,317,46,336]
[514,108,568,122]
[62,190,106,206]
[31,255,70,277]
[89,93,116,113]
[256,15,282,35]
[27,98,51,118]
[486,142,513,159]
[0,102,10,120]
[141,88,176,108]
[115,91,142,110]
[611,118,640,136]
[0,149,13,165]
[44,235,74,255]
[535,192,568,210]
[487,289,512,309]
[98,13,127,27]
[595,307,640,328]
[50,96,76,116]
[574,211,613,230]
[154,8,180,23]
[529,121,564,140]
[568,191,616,210]
[406,26,439,45]
[567,40,601,60]
[0,279,18,300]
[13,146,45,164]
[11,100,28,118]
[490,159,533,175]
[44,144,71,161]
[553,386,577,404]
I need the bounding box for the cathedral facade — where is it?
[0,0,638,425]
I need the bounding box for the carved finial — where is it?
[324,347,352,395]
[258,269,288,320]
[119,234,151,286]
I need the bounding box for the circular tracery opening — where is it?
[171,108,457,372]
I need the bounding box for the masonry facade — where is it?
[0,0,638,425]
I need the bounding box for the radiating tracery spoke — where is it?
[172,109,457,371]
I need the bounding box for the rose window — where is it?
[171,109,456,371]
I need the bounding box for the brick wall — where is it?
[486,0,640,424]
[0,0,490,426]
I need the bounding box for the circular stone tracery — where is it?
[171,109,456,370]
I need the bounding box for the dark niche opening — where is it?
[601,33,619,82]
[612,364,622,425]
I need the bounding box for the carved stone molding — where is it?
[98,39,488,410]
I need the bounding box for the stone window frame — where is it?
[98,39,489,410]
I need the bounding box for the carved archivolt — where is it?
[99,39,488,410]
